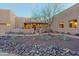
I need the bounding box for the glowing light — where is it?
[6,24,10,27]
[75,22,77,25]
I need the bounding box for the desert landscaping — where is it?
[0,32,79,56]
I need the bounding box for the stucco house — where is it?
[51,4,79,34]
[0,9,48,35]
[1,4,79,35]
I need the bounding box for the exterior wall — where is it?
[0,9,16,34]
[9,11,16,29]
[15,17,25,28]
[11,28,34,33]
[0,9,10,35]
[51,4,79,34]
[0,9,10,23]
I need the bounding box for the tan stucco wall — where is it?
[51,4,79,34]
[15,17,25,28]
[0,9,16,34]
[0,9,10,23]
[9,11,16,28]
[0,9,10,34]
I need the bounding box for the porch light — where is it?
[6,23,10,27]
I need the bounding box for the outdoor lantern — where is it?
[6,23,10,27]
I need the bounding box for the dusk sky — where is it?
[0,3,76,17]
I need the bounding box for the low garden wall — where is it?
[6,28,34,34]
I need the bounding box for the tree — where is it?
[31,3,68,40]
[32,4,64,31]
[31,10,43,22]
[42,4,64,31]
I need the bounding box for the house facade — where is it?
[1,4,79,35]
[0,9,16,35]
[51,4,79,34]
[0,9,48,35]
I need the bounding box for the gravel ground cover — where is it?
[0,35,79,56]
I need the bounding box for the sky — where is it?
[0,3,76,17]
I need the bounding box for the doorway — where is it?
[32,25,36,31]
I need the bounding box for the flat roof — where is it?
[24,22,48,24]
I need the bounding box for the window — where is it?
[59,21,64,28]
[69,19,77,28]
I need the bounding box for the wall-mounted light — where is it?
[6,23,10,27]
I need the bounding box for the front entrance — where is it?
[32,25,36,31]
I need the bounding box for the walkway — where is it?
[0,49,16,56]
[0,53,16,56]
[1,33,79,39]
[50,33,79,39]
